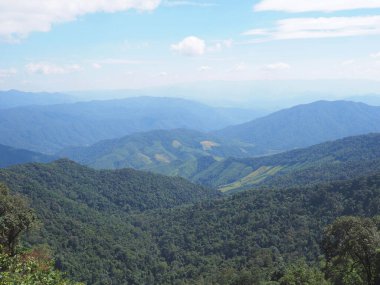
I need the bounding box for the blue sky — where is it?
[1,0,380,91]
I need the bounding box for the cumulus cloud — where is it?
[263,62,291,71]
[26,62,81,75]
[171,36,206,56]
[0,68,17,78]
[243,16,380,41]
[0,0,161,41]
[371,52,380,58]
[254,0,380,13]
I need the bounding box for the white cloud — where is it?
[263,62,291,71]
[207,39,233,52]
[171,36,206,56]
[254,0,380,13]
[243,16,380,41]
[371,52,380,58]
[92,63,102,69]
[0,68,17,78]
[0,0,161,41]
[26,62,81,75]
[199,65,211,71]
[163,1,216,7]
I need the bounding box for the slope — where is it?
[0,143,55,168]
[0,159,218,284]
[213,100,380,156]
[58,129,256,177]
[192,133,380,192]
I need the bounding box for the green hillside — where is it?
[0,160,218,284]
[2,159,380,284]
[58,129,255,177]
[192,133,380,192]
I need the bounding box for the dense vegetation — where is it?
[2,157,380,284]
[0,143,55,168]
[0,96,256,153]
[0,183,81,285]
[0,160,218,284]
[192,133,380,192]
[213,100,380,156]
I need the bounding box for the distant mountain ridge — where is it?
[0,96,259,153]
[0,143,55,168]
[213,100,380,156]
[0,90,76,109]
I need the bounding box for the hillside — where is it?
[213,100,380,156]
[0,96,258,153]
[0,160,218,284]
[140,172,380,284]
[2,159,380,283]
[58,129,255,176]
[192,133,380,192]
[0,143,55,168]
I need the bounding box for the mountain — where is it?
[0,160,219,284]
[192,133,380,192]
[0,143,55,168]
[213,101,380,156]
[0,96,258,154]
[0,90,75,109]
[58,129,256,176]
[2,159,380,283]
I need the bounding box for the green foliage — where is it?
[0,246,82,285]
[0,184,36,255]
[322,216,380,285]
[3,158,380,283]
[0,160,219,284]
[279,261,330,285]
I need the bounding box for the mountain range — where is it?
[0,96,258,153]
[56,101,380,181]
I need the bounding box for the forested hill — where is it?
[139,172,380,284]
[2,158,380,283]
[58,128,256,175]
[192,133,380,192]
[0,159,219,284]
[213,100,380,156]
[0,143,56,168]
[0,159,218,213]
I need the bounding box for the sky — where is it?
[1,0,380,92]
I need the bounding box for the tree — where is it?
[0,183,36,255]
[279,260,330,285]
[322,216,380,285]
